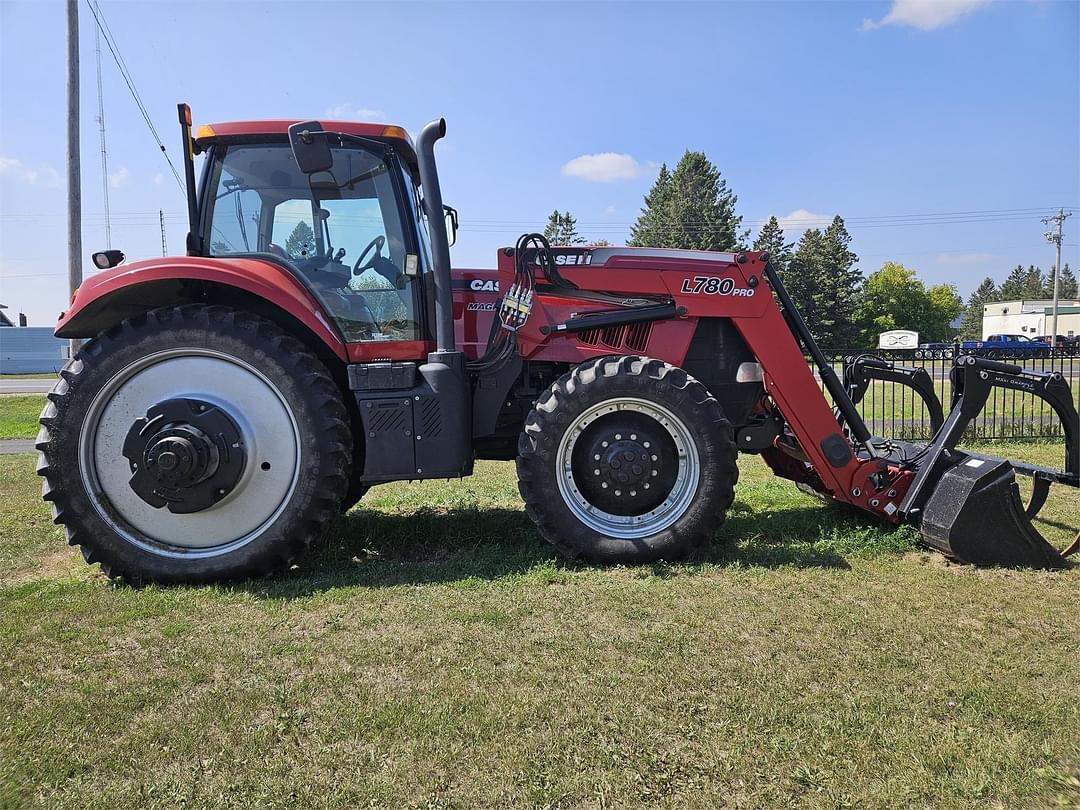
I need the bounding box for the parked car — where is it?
[960,334,1051,359]
[914,342,954,359]
[1034,335,1079,353]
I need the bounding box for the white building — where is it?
[981,299,1080,339]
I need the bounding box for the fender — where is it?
[56,255,348,361]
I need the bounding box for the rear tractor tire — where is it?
[37,305,351,584]
[516,356,738,564]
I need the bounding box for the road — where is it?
[0,378,55,394]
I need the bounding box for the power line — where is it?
[94,24,111,249]
[84,0,185,195]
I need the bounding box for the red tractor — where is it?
[38,106,1079,583]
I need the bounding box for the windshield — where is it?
[204,142,422,344]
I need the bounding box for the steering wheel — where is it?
[353,235,386,275]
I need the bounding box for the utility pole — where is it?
[160,209,168,256]
[1042,208,1072,350]
[66,0,83,357]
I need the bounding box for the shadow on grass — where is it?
[236,495,910,598]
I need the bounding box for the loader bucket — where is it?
[917,456,1066,569]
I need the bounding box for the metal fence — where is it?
[812,348,1080,443]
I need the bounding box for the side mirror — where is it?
[92,249,125,270]
[287,120,333,174]
[443,205,459,247]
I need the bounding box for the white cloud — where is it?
[861,0,992,31]
[775,209,834,232]
[324,102,387,121]
[935,252,994,265]
[0,156,61,187]
[562,153,647,183]
[109,166,130,188]
[152,173,164,186]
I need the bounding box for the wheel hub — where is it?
[122,398,246,514]
[573,417,678,517]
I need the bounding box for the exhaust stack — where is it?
[416,118,454,353]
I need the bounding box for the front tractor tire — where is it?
[37,305,351,584]
[517,356,738,564]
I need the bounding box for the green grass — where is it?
[1,447,1078,808]
[0,396,43,440]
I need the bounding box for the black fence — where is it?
[811,349,1080,443]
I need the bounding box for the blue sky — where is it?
[1,0,1077,326]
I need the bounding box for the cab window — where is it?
[205,142,422,344]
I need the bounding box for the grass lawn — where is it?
[0,396,44,440]
[1,443,1078,808]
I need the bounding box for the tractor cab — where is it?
[192,120,436,345]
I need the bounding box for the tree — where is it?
[1044,263,1078,299]
[285,221,316,259]
[960,277,997,339]
[590,239,611,247]
[752,215,792,274]
[543,210,585,245]
[1022,265,1045,299]
[627,164,672,248]
[629,151,747,251]
[782,217,862,349]
[820,216,862,346]
[925,283,964,341]
[855,262,963,344]
[997,264,1028,300]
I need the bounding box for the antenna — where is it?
[94,23,111,249]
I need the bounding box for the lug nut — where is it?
[615,490,621,496]
[651,470,658,477]
[651,454,658,462]
[630,434,637,440]
[602,482,608,489]
[643,442,650,448]
[615,433,622,440]
[644,483,650,489]
[594,454,600,461]
[602,441,609,448]
[594,469,600,475]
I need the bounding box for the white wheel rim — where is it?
[78,348,301,558]
[556,397,701,540]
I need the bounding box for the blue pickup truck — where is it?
[961,333,1051,359]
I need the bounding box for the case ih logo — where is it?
[535,251,593,267]
[680,276,754,297]
[469,279,500,293]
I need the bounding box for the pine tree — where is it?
[1044,263,1078,299]
[784,228,828,343]
[752,216,792,273]
[997,265,1028,300]
[818,216,862,347]
[1060,263,1078,299]
[1022,265,1044,298]
[627,164,672,247]
[543,210,585,245]
[629,152,747,250]
[285,221,316,259]
[960,277,997,339]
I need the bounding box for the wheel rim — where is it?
[556,397,701,540]
[78,348,301,558]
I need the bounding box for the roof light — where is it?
[381,125,409,140]
[194,124,216,140]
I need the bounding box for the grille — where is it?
[575,322,652,352]
[418,397,443,438]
